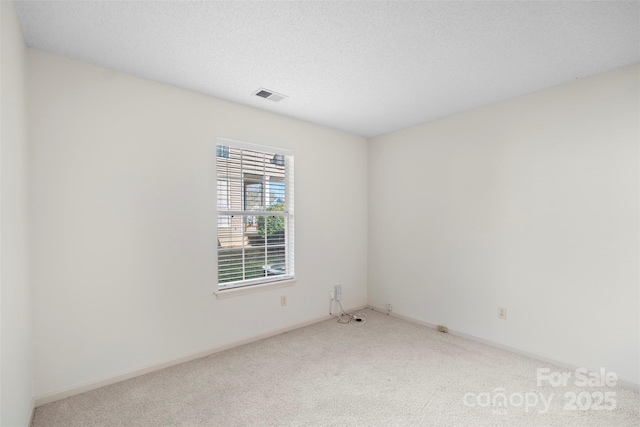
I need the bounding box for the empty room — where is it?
[1,1,638,426]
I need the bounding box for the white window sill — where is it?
[214,279,296,299]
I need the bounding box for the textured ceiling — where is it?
[14,1,640,138]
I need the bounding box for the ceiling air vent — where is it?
[252,88,287,103]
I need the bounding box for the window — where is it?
[216,138,294,290]
[216,145,229,158]
[217,179,230,227]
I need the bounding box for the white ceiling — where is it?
[14,1,640,138]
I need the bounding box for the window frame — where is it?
[215,138,295,293]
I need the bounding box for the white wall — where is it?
[28,49,368,398]
[368,65,639,385]
[1,1,33,425]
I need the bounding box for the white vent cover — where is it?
[252,88,287,102]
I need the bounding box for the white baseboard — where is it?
[35,305,367,407]
[367,305,639,390]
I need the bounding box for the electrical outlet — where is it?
[334,284,342,301]
[281,295,287,306]
[329,289,334,300]
[498,307,507,319]
[386,303,393,312]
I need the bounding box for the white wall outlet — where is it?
[334,284,342,301]
[386,303,392,312]
[329,289,334,300]
[281,295,287,306]
[498,307,507,319]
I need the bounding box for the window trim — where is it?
[214,278,296,299]
[215,138,294,292]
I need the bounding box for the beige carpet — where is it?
[32,309,639,426]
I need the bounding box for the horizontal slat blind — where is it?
[216,138,294,290]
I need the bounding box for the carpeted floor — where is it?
[32,309,639,426]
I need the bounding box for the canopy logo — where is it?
[463,389,554,414]
[462,367,618,415]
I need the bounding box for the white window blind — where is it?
[217,179,230,227]
[216,138,294,290]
